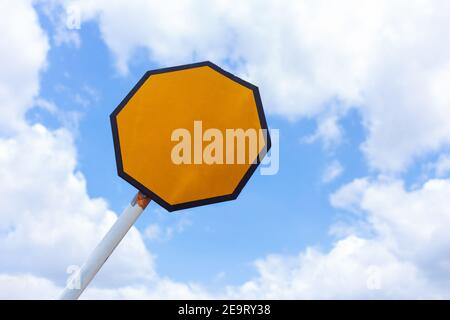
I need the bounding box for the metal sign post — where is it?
[60,192,150,300]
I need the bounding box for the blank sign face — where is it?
[111,61,270,212]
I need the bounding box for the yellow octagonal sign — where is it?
[111,61,271,211]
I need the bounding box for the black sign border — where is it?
[110,61,271,212]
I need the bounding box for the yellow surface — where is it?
[116,66,265,205]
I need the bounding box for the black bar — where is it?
[1,300,449,318]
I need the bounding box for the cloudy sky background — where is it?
[1,0,450,299]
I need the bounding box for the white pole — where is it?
[59,192,151,300]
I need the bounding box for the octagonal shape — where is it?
[110,61,270,211]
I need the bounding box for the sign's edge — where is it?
[110,61,271,212]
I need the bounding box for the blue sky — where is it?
[2,0,450,299]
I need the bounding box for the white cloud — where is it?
[0,125,157,288]
[302,111,344,149]
[66,0,450,173]
[332,178,450,269]
[34,98,58,113]
[39,0,81,47]
[144,224,163,241]
[0,274,60,300]
[0,0,48,134]
[431,154,450,178]
[330,178,370,212]
[227,236,432,299]
[144,218,191,242]
[0,273,208,300]
[321,160,344,183]
[81,278,208,300]
[226,177,450,298]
